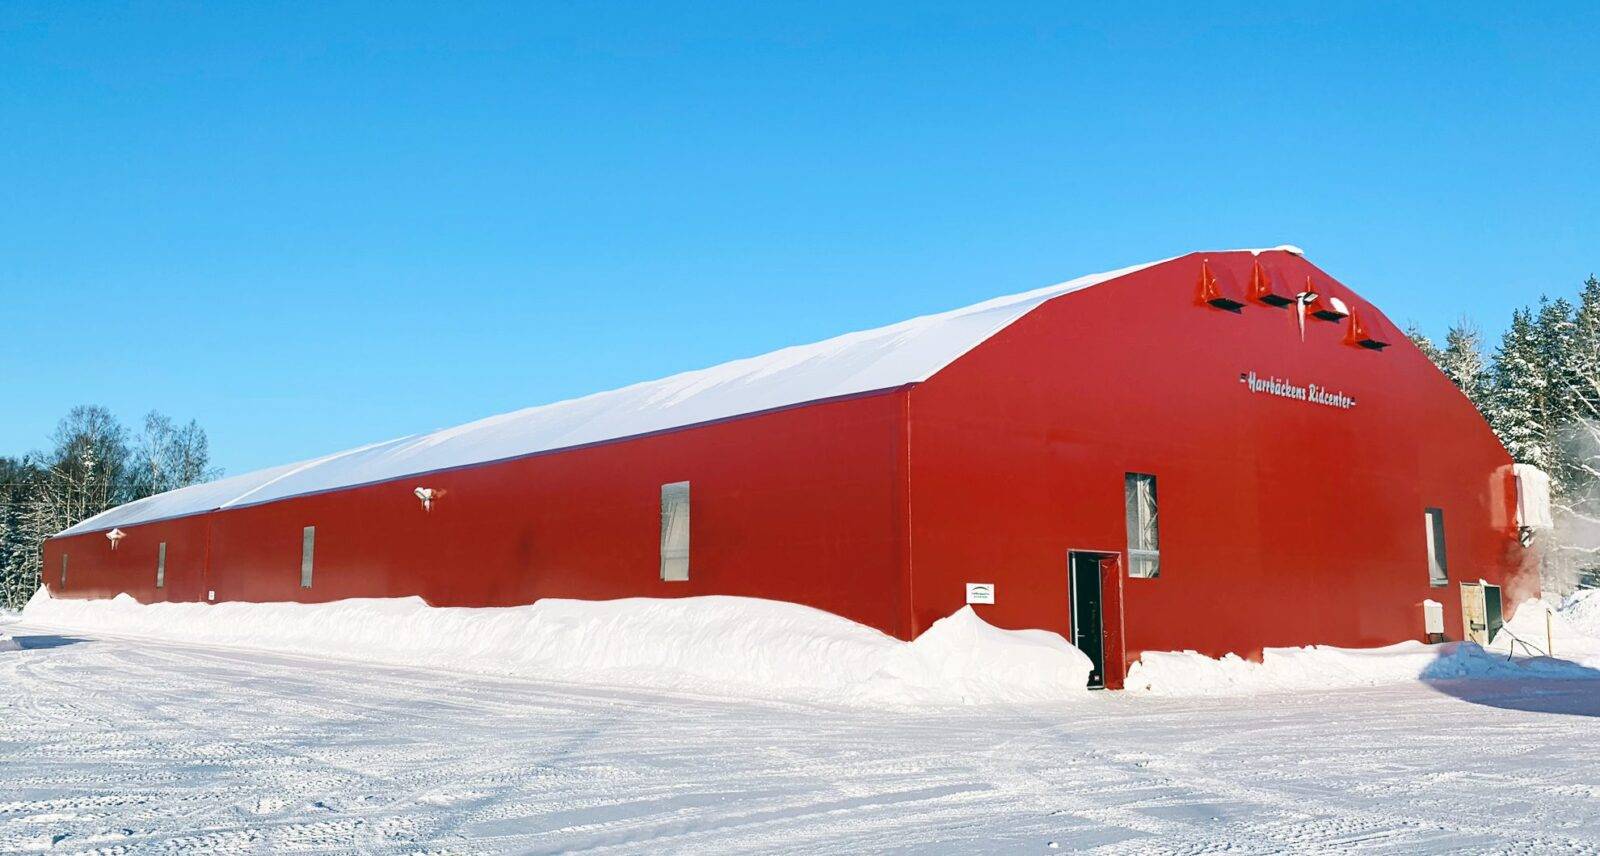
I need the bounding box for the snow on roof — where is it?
[60,248,1299,536]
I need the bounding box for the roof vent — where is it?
[1345,308,1389,350]
[1196,259,1245,312]
[1312,295,1350,321]
[1247,260,1294,307]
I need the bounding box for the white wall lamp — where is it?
[106,528,126,550]
[414,487,440,512]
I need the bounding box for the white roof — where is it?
[62,249,1297,536]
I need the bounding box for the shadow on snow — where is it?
[1422,649,1600,717]
[10,634,88,650]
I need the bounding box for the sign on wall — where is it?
[966,583,995,605]
[1238,371,1356,410]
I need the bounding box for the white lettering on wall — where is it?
[1238,371,1357,410]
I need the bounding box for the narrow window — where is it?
[1425,508,1448,586]
[660,482,690,582]
[60,553,68,587]
[156,542,167,588]
[1124,473,1160,579]
[301,526,315,588]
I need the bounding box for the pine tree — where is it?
[1406,323,1444,366]
[1547,276,1600,591]
[1536,297,1578,434]
[0,457,42,610]
[1439,320,1490,412]
[1487,308,1552,469]
[1566,276,1600,423]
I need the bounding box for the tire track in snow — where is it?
[3,628,1599,854]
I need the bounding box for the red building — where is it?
[44,247,1538,688]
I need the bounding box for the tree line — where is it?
[0,406,219,609]
[1407,275,1600,593]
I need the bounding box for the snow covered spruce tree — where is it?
[1536,297,1580,485]
[1405,324,1444,365]
[1545,278,1600,592]
[1477,279,1600,594]
[1409,320,1493,416]
[0,457,44,610]
[1561,276,1600,426]
[1440,321,1492,413]
[1486,308,1553,472]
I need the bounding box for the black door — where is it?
[1070,552,1105,688]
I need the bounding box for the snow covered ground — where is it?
[3,619,1600,853]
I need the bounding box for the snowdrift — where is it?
[1125,640,1597,696]
[18,592,1093,707]
[1559,589,1600,640]
[19,590,1600,701]
[1487,594,1600,668]
[1127,595,1600,696]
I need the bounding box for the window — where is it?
[301,526,315,588]
[1425,508,1447,586]
[156,542,167,588]
[1124,473,1160,578]
[660,482,690,581]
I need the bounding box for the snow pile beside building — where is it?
[0,631,18,652]
[868,607,1093,705]
[20,592,1092,707]
[1128,638,1599,696]
[1559,589,1600,639]
[1489,596,1600,668]
[1129,596,1600,696]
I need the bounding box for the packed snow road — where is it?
[2,630,1598,855]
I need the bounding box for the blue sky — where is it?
[4,2,1597,476]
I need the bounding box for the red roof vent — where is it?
[1247,260,1294,307]
[1345,307,1389,350]
[1311,293,1351,321]
[1196,259,1245,312]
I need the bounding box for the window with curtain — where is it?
[1124,473,1160,579]
[660,482,690,581]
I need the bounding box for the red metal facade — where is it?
[905,250,1530,685]
[45,392,914,637]
[41,250,1533,685]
